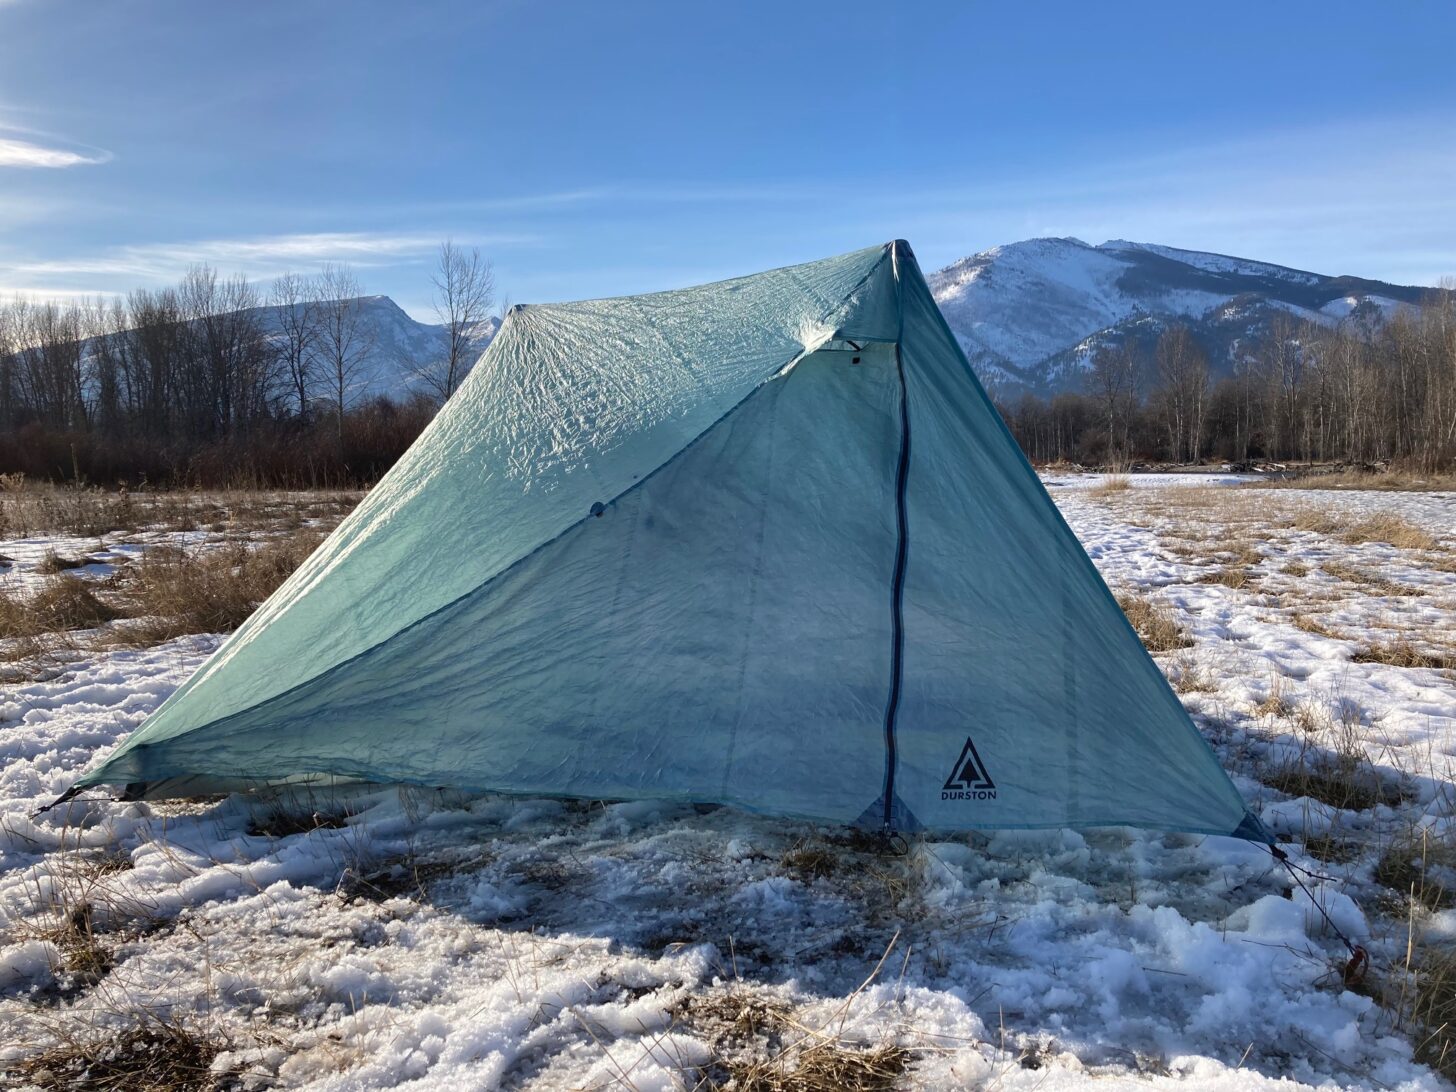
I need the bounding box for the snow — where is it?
[2,480,1454,1088]
[1097,240,1326,286]
[928,238,1421,394]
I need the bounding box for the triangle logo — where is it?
[943,736,996,794]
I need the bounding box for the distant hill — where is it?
[251,295,500,402]
[926,238,1434,396]
[102,242,1434,406]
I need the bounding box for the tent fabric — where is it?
[74,241,1267,843]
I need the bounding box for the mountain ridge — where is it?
[925,237,1436,395]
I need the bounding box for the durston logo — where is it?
[942,737,996,801]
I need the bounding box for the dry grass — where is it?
[0,475,358,539]
[1403,946,1456,1082]
[722,1041,911,1091]
[1351,639,1456,671]
[1262,741,1407,812]
[30,576,122,632]
[1088,474,1132,497]
[1253,671,1293,720]
[1375,830,1456,913]
[1290,506,1438,550]
[1301,833,1362,864]
[681,987,910,1092]
[1169,652,1217,694]
[780,842,838,882]
[1291,613,1344,640]
[8,1017,231,1091]
[1252,469,1456,493]
[1116,594,1192,652]
[247,807,350,839]
[1321,560,1423,597]
[0,577,119,638]
[1198,565,1257,590]
[1282,560,1310,577]
[112,533,322,644]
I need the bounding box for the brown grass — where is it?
[8,1017,231,1091]
[1403,946,1456,1081]
[113,534,322,644]
[722,1041,910,1091]
[1169,652,1217,694]
[1291,613,1344,639]
[780,843,837,882]
[1198,565,1256,590]
[0,477,359,539]
[1375,830,1456,913]
[1321,560,1423,597]
[1116,594,1192,652]
[1262,754,1406,812]
[28,577,122,632]
[1088,474,1132,497]
[1290,506,1438,550]
[1253,672,1293,720]
[1282,560,1310,577]
[1252,469,1456,493]
[1352,639,1456,671]
[681,987,910,1092]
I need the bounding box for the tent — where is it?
[69,241,1267,842]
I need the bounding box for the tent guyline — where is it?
[57,240,1271,847]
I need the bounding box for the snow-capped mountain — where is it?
[927,238,1431,395]
[255,295,500,402]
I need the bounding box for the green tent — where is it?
[70,241,1266,841]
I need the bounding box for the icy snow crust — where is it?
[3,480,1454,1088]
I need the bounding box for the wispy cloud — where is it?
[1,229,539,299]
[0,135,110,169]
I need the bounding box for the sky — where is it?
[2,0,1454,319]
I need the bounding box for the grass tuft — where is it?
[1375,831,1456,913]
[1351,640,1456,671]
[1404,946,1456,1081]
[1089,474,1132,497]
[9,1017,231,1091]
[780,843,837,882]
[113,534,322,644]
[1321,560,1423,597]
[1116,594,1192,652]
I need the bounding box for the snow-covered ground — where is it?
[2,480,1455,1089]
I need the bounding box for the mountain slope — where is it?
[926,238,1432,395]
[253,296,499,402]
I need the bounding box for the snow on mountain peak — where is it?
[926,239,1429,395]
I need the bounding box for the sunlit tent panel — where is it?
[72,241,1267,843]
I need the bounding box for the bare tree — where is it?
[313,263,377,461]
[1086,342,1138,466]
[1153,325,1209,463]
[427,241,494,400]
[270,272,319,418]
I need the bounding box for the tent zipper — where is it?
[881,340,911,831]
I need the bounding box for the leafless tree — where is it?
[313,263,377,460]
[1086,342,1139,466]
[1153,325,1208,463]
[426,241,494,400]
[270,272,319,418]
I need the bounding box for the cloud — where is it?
[0,136,110,169]
[2,229,539,298]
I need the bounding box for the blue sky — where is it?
[2,0,1454,318]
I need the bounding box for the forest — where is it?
[1,267,1453,487]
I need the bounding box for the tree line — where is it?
[1000,288,1456,472]
[3,256,1452,486]
[0,243,493,487]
